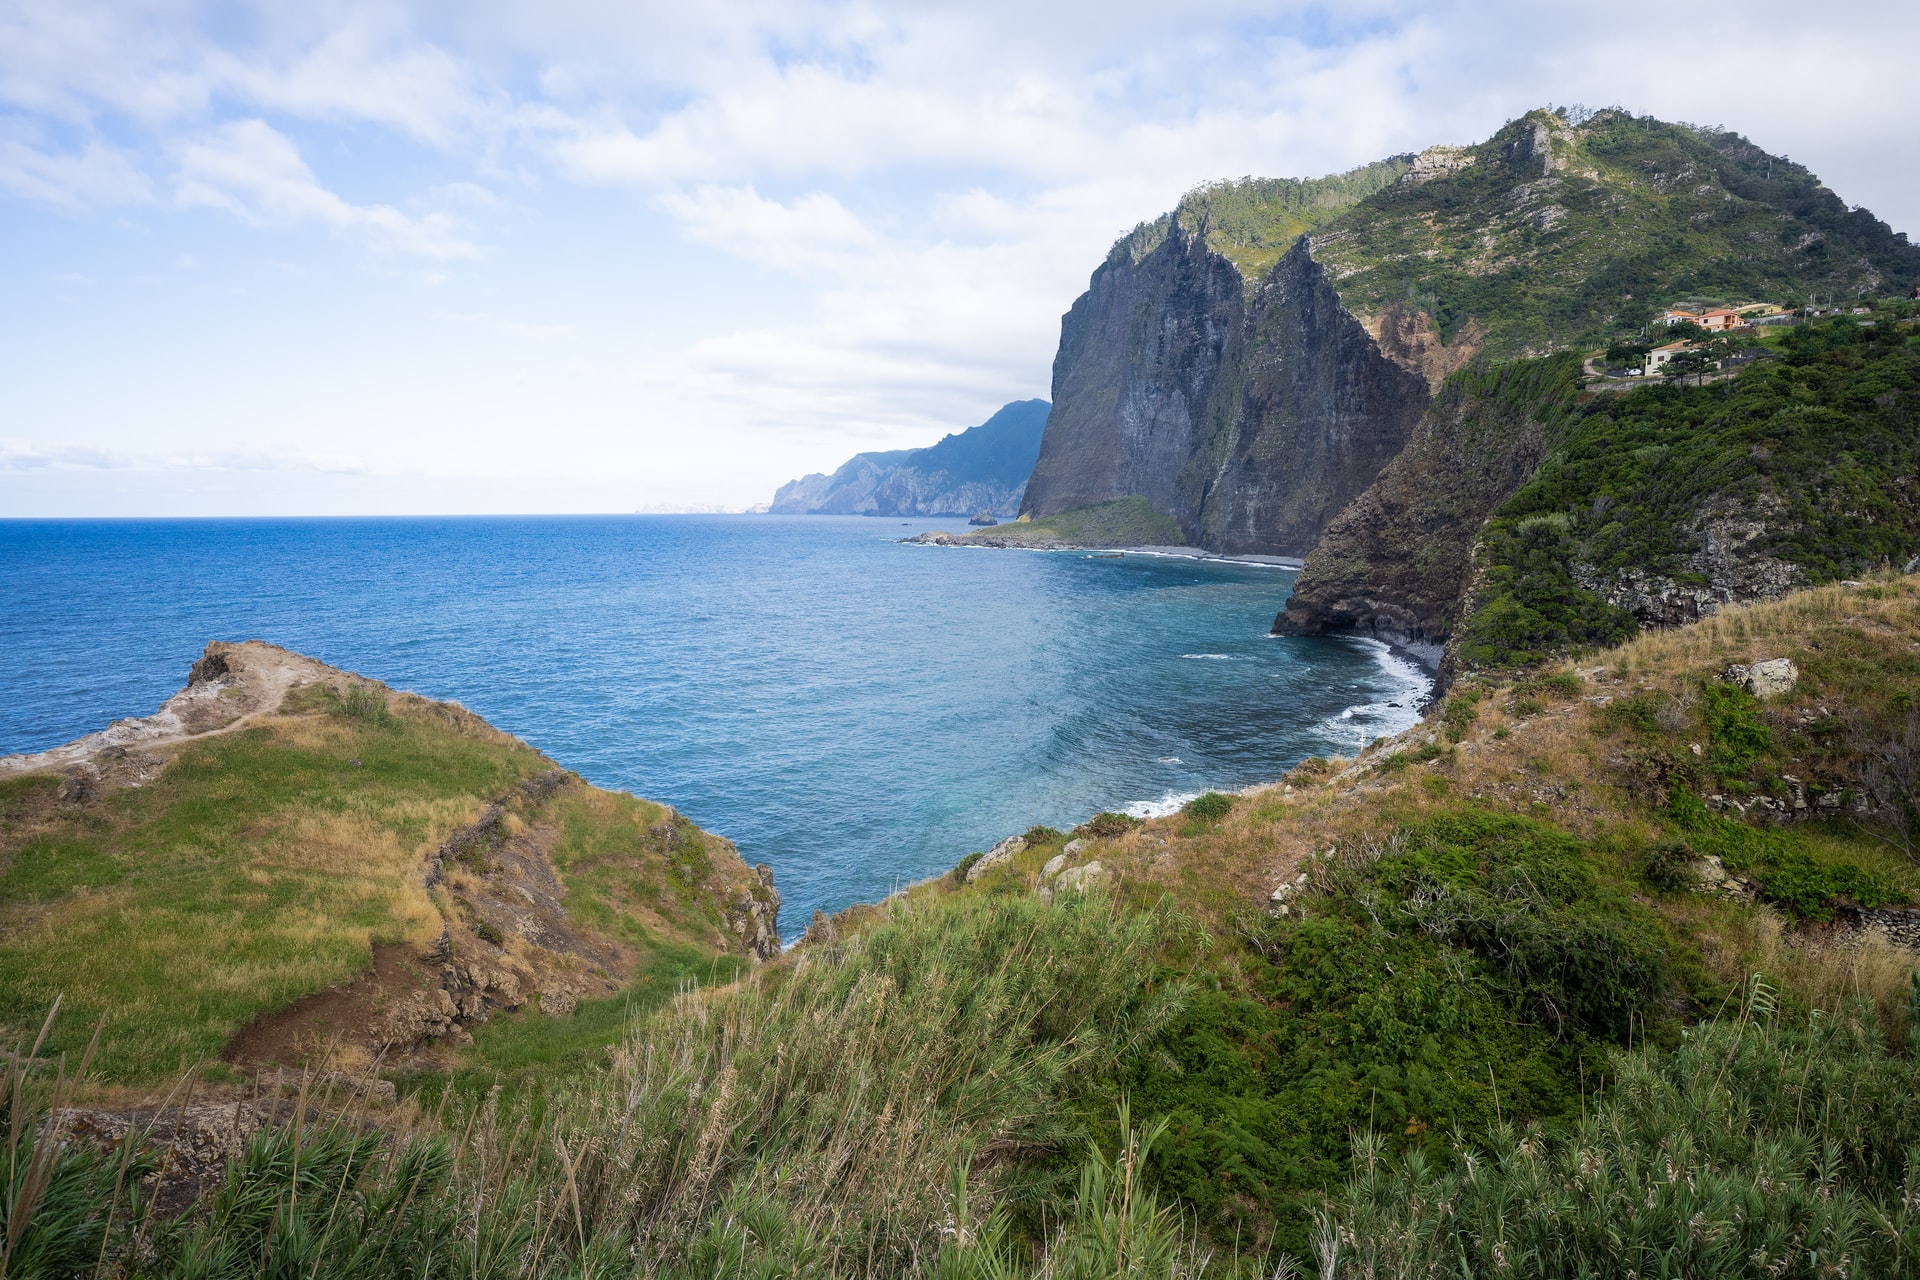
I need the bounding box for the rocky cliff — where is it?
[1021,226,1434,558]
[1025,107,1920,644]
[1271,354,1582,658]
[772,399,1049,517]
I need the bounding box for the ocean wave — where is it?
[1181,653,1233,660]
[1124,790,1203,819]
[1155,756,1183,764]
[1313,638,1433,750]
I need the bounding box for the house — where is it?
[1646,341,1691,374]
[1664,305,1767,332]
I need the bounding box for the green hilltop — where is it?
[1311,107,1919,356]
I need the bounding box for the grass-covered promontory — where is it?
[0,643,771,1084]
[913,495,1186,549]
[14,579,1920,1277]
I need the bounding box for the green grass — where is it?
[0,708,549,1081]
[0,689,750,1085]
[962,496,1186,548]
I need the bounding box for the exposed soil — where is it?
[222,942,448,1072]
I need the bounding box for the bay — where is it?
[0,515,1430,934]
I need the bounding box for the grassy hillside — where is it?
[1312,108,1920,358]
[0,645,769,1084]
[14,581,1920,1276]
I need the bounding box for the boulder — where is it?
[1724,658,1798,699]
[1040,852,1070,881]
[1055,862,1105,892]
[966,835,1027,883]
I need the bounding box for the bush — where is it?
[1181,793,1236,823]
[1702,680,1772,776]
[1021,825,1065,845]
[1078,812,1141,839]
[1440,687,1483,742]
[334,682,391,725]
[1134,806,1683,1254]
[1638,839,1698,893]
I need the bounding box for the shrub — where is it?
[1638,839,1698,893]
[1078,812,1141,839]
[1181,793,1235,824]
[335,682,391,724]
[1755,849,1906,921]
[1440,688,1482,742]
[1702,680,1773,776]
[1021,825,1065,846]
[1135,807,1683,1254]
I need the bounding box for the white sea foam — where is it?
[1181,653,1233,660]
[1156,756,1183,764]
[1313,638,1433,750]
[1125,790,1204,819]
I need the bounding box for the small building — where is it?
[1646,341,1690,374]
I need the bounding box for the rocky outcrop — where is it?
[1726,658,1799,700]
[1273,354,1580,657]
[1570,502,1809,629]
[727,863,782,961]
[1022,230,1430,557]
[966,835,1027,883]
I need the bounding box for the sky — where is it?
[3,1,1916,517]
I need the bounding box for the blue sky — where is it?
[3,0,1916,516]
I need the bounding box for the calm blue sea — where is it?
[0,516,1429,934]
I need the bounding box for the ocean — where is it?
[0,515,1430,934]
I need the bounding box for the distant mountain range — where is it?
[770,399,1050,516]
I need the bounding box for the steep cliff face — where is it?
[1021,107,1920,633]
[1271,354,1581,656]
[1019,222,1246,525]
[1021,230,1430,556]
[1195,241,1432,556]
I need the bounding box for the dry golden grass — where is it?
[913,575,1920,1021]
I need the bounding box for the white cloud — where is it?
[444,310,576,341]
[1,436,370,474]
[0,131,152,209]
[171,119,481,259]
[3,0,1919,514]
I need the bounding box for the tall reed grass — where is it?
[9,889,1188,1278]
[1315,975,1920,1278]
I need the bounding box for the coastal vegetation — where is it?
[1455,316,1920,669]
[0,648,771,1085]
[10,576,1920,1275]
